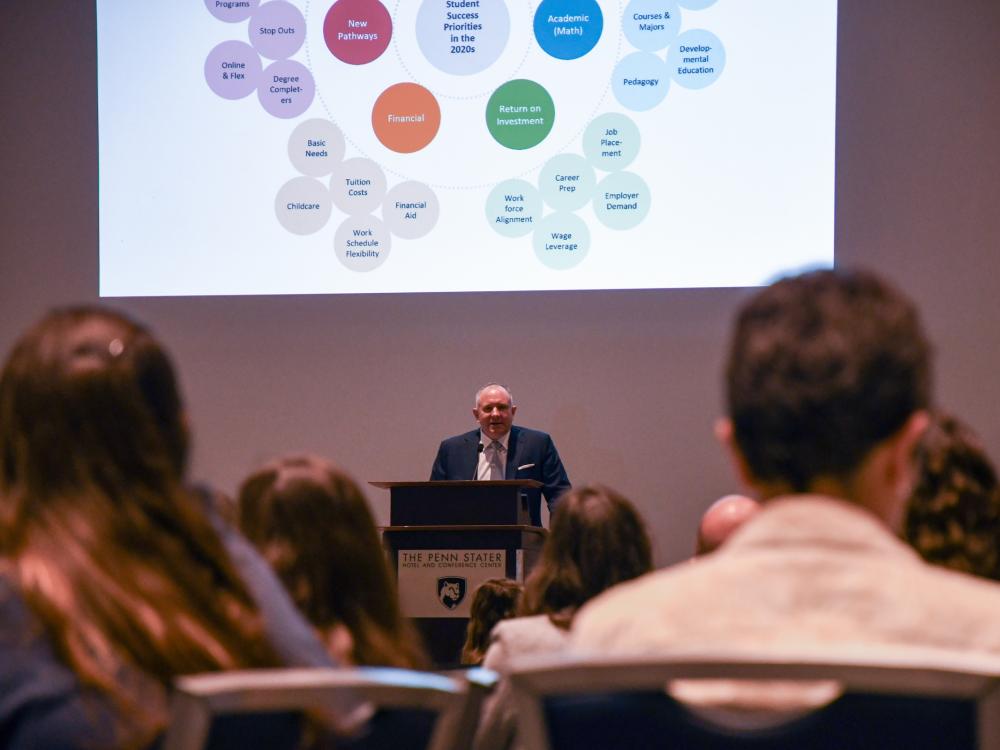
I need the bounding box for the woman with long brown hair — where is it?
[474,485,654,750]
[237,455,427,669]
[0,307,339,749]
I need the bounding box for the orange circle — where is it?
[371,83,441,154]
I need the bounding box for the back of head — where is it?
[521,485,653,627]
[461,578,523,665]
[238,455,426,668]
[696,494,761,555]
[0,306,188,508]
[905,413,1000,580]
[0,306,278,744]
[726,268,931,492]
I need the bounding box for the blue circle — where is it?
[622,0,681,52]
[533,0,603,60]
[667,29,726,89]
[677,0,717,8]
[612,52,670,111]
[583,113,641,171]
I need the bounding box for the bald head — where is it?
[696,495,761,555]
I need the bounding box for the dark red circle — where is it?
[324,0,392,65]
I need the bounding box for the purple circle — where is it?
[205,0,261,23]
[205,40,262,100]
[249,1,306,60]
[258,59,315,118]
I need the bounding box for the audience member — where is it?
[475,485,653,750]
[905,412,1000,580]
[695,494,761,555]
[572,268,1000,704]
[0,307,349,749]
[461,578,523,666]
[238,455,427,669]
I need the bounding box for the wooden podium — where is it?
[372,480,547,666]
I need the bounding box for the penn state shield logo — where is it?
[438,577,467,610]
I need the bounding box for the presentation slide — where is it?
[96,0,837,297]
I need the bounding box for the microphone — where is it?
[474,442,484,480]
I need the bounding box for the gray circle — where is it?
[274,177,333,235]
[335,216,391,271]
[288,119,346,176]
[330,158,387,215]
[383,181,440,238]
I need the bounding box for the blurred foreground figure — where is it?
[238,455,427,669]
[905,412,1000,580]
[475,485,653,750]
[573,269,1000,710]
[695,494,761,555]
[0,307,343,749]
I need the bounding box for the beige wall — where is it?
[1,0,998,566]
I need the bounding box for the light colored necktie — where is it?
[488,440,505,480]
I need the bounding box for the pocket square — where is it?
[517,463,535,470]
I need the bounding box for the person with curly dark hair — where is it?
[572,268,1000,706]
[905,413,1000,580]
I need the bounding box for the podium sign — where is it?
[372,480,546,665]
[397,549,506,618]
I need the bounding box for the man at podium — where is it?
[430,383,571,526]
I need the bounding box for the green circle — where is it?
[486,79,555,150]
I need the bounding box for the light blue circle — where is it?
[583,113,641,172]
[667,29,725,89]
[622,0,681,52]
[593,172,651,230]
[539,153,596,211]
[416,0,510,75]
[533,213,590,270]
[486,179,543,237]
[677,0,717,9]
[612,51,670,111]
[533,0,603,61]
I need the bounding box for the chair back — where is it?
[163,666,495,750]
[507,651,1000,750]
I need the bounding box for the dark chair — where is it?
[507,650,1000,750]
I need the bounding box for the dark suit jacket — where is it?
[429,426,571,526]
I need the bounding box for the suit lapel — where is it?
[463,430,481,480]
[505,427,520,477]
